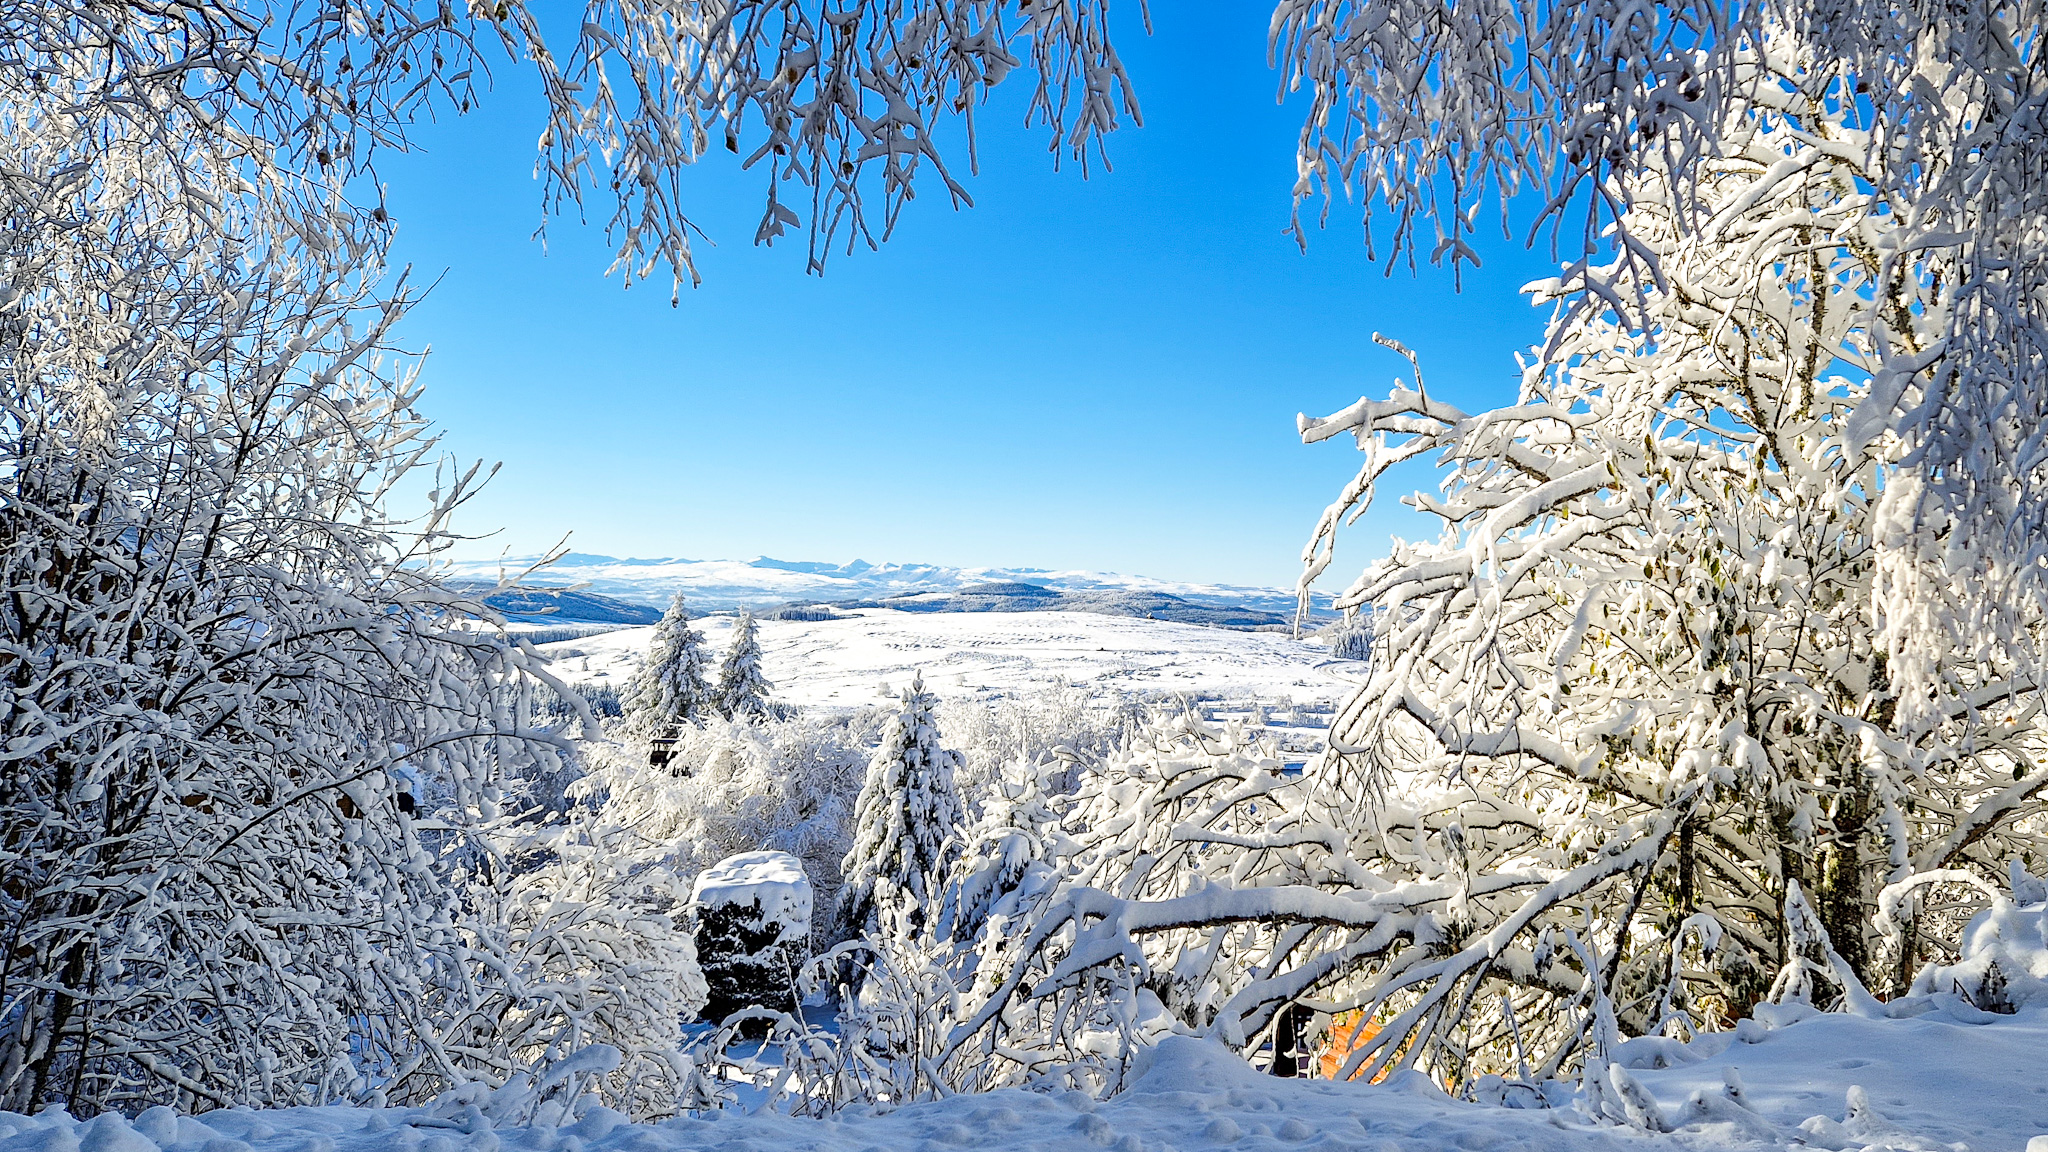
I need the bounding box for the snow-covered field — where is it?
[12,1006,2044,1152]
[536,608,1347,707]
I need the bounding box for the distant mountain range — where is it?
[805,581,1297,630]
[443,554,1333,629]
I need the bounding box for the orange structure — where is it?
[1316,1010,1384,1080]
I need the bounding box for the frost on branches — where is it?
[15,0,1142,294]
[713,611,777,721]
[478,823,710,1122]
[1274,0,2048,668]
[625,593,713,732]
[931,24,2048,1095]
[839,675,966,941]
[0,46,584,1114]
[1276,26,2046,1075]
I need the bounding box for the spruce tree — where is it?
[839,674,964,941]
[713,610,776,720]
[625,591,712,730]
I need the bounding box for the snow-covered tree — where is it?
[574,710,877,943]
[0,50,583,1113]
[625,593,713,731]
[1291,25,2048,1010]
[933,25,2048,1092]
[839,675,966,941]
[713,611,776,721]
[17,0,1139,295]
[937,754,1072,947]
[1272,0,2048,679]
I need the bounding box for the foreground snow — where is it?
[8,1005,2045,1152]
[537,609,1346,707]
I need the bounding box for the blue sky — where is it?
[381,2,1560,591]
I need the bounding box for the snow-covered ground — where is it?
[535,608,1347,707]
[451,553,1322,615]
[13,1005,2044,1152]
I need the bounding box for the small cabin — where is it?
[649,732,682,773]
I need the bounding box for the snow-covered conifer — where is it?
[937,757,1068,946]
[714,611,776,720]
[626,592,713,730]
[1323,610,1371,663]
[839,675,965,941]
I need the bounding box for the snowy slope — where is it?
[535,609,1347,707]
[10,1004,2045,1152]
[447,553,1324,615]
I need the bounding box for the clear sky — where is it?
[380,2,1561,591]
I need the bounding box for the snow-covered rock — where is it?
[690,851,813,1029]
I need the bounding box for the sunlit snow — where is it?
[9,1007,2045,1152]
[536,609,1348,707]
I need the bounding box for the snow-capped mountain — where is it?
[441,552,1329,616]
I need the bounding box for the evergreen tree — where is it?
[714,611,776,720]
[839,674,965,941]
[625,591,712,730]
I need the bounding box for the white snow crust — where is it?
[8,1004,2046,1152]
[690,851,812,935]
[539,609,1343,707]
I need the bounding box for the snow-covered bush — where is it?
[940,714,1328,1093]
[938,682,1143,808]
[673,931,975,1116]
[478,825,709,1120]
[840,676,966,941]
[690,851,813,1028]
[813,934,967,1105]
[575,711,879,943]
[1887,863,2048,1013]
